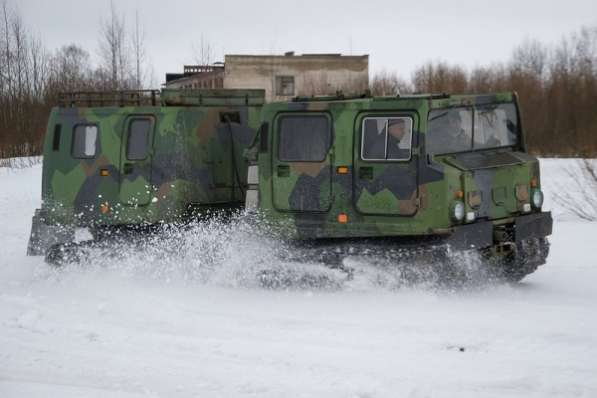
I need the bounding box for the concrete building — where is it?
[165,53,369,102]
[164,64,225,90]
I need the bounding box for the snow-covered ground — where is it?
[1,159,596,397]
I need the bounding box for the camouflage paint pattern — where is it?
[253,92,546,240]
[35,88,549,251]
[39,89,264,228]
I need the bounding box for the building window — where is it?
[276,76,295,96]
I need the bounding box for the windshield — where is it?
[427,103,518,154]
[473,104,518,149]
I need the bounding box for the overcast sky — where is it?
[17,0,597,85]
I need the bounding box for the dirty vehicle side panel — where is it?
[255,93,551,249]
[37,90,264,230]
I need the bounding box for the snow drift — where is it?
[0,158,596,397]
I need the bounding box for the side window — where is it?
[362,119,386,160]
[52,124,62,152]
[72,125,98,158]
[361,117,412,161]
[278,115,331,162]
[127,119,152,160]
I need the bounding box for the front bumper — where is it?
[515,211,553,243]
[447,211,553,250]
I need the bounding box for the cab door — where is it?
[272,113,333,212]
[119,116,155,206]
[353,114,419,215]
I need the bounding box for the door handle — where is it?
[359,167,373,180]
[123,162,134,175]
[277,165,290,177]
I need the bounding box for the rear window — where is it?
[278,115,331,162]
[72,125,98,158]
[427,103,518,155]
[126,119,152,160]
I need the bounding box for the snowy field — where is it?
[1,159,596,398]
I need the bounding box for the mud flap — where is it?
[515,212,553,243]
[446,221,493,250]
[27,209,74,256]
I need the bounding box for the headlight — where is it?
[531,189,544,209]
[452,201,465,222]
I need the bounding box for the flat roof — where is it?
[225,53,368,59]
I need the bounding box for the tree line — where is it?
[0,1,150,158]
[1,0,596,158]
[371,26,597,156]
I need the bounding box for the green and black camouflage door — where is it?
[353,113,419,215]
[271,113,333,212]
[119,115,155,206]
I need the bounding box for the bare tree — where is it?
[98,1,130,89]
[469,64,508,92]
[11,8,28,103]
[1,1,12,97]
[554,160,597,221]
[0,0,49,158]
[192,35,214,66]
[370,70,411,96]
[48,44,93,93]
[412,61,468,93]
[131,9,146,89]
[29,36,48,98]
[511,39,548,78]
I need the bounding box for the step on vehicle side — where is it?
[244,92,553,281]
[27,89,265,258]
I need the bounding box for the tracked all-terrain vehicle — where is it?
[27,89,265,257]
[28,89,552,281]
[243,91,552,280]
